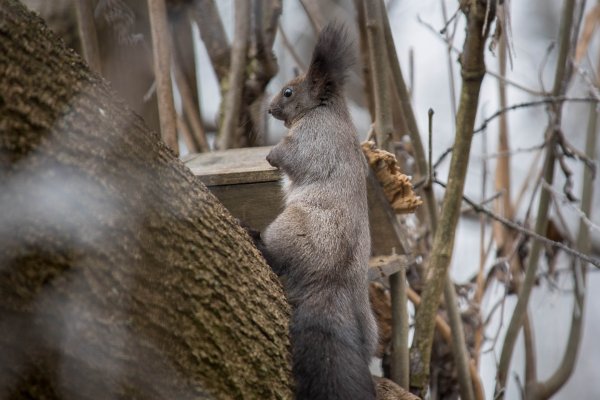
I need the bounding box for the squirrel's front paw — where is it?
[266,151,277,168]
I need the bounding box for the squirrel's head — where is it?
[268,23,354,128]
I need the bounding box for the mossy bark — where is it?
[0,1,292,399]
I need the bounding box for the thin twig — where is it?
[417,15,543,96]
[173,55,209,152]
[513,150,544,212]
[441,0,458,121]
[484,140,548,159]
[433,178,600,268]
[487,69,545,96]
[277,24,307,72]
[408,48,414,99]
[542,180,600,235]
[177,114,197,154]
[439,5,460,35]
[434,96,600,169]
[574,63,600,100]
[426,108,434,189]
[538,42,556,94]
[299,0,323,33]
[474,108,489,367]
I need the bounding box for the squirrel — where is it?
[258,23,378,400]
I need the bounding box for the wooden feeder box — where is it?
[184,147,407,257]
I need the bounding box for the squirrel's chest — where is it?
[279,173,292,193]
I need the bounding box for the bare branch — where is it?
[407,287,485,400]
[417,15,544,96]
[173,59,209,152]
[366,147,412,394]
[496,0,579,393]
[354,0,375,121]
[527,98,598,400]
[484,140,548,159]
[190,0,230,82]
[75,0,102,73]
[217,0,250,150]
[523,313,537,385]
[542,180,600,235]
[380,0,438,230]
[410,3,494,398]
[177,113,198,153]
[299,0,323,33]
[262,0,282,50]
[363,0,393,149]
[444,277,476,400]
[170,8,208,152]
[277,24,307,72]
[148,0,178,154]
[441,0,458,120]
[434,96,599,169]
[433,179,600,269]
[362,4,439,393]
[390,265,410,389]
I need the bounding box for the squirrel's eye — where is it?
[283,88,293,97]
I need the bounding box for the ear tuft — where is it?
[307,23,354,100]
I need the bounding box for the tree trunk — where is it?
[0,1,292,399]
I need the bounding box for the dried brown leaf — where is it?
[362,141,423,214]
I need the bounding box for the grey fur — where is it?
[263,24,377,400]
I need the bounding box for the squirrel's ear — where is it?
[307,23,354,98]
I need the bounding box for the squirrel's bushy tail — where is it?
[291,322,376,400]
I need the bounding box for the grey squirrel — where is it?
[259,24,378,400]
